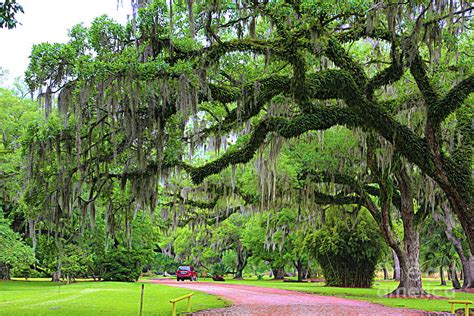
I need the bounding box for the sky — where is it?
[0,0,133,87]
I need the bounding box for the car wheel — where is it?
[177,278,181,281]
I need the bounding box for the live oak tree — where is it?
[23,0,473,288]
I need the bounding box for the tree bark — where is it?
[449,261,461,289]
[294,259,303,282]
[272,267,285,279]
[186,0,195,39]
[388,165,426,296]
[51,271,61,282]
[383,267,389,280]
[234,243,248,280]
[437,204,473,289]
[390,242,426,295]
[467,256,474,289]
[392,249,400,280]
[0,264,11,280]
[440,266,446,286]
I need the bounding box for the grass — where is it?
[0,279,228,316]
[223,277,474,312]
[1,277,473,314]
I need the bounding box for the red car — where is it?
[176,265,198,281]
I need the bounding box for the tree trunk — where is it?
[424,120,474,267]
[383,267,389,280]
[466,256,474,289]
[440,266,446,286]
[272,267,285,280]
[392,249,400,280]
[438,203,474,289]
[0,264,11,280]
[389,166,426,296]
[234,243,248,280]
[390,245,426,295]
[51,271,61,282]
[186,0,195,39]
[449,262,461,289]
[294,259,303,282]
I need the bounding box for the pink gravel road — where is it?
[151,279,428,315]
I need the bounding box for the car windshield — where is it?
[178,266,191,271]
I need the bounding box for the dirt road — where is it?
[152,279,426,315]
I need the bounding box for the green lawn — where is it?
[0,279,228,315]
[223,278,474,312]
[2,277,473,314]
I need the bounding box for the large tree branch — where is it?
[409,54,439,106]
[312,191,363,206]
[187,107,361,184]
[366,49,404,100]
[433,74,474,124]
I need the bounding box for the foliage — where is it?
[0,209,35,278]
[0,0,23,29]
[210,263,231,277]
[154,252,179,274]
[306,210,384,288]
[99,247,148,282]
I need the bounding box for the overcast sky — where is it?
[0,0,132,87]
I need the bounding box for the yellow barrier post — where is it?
[170,293,194,316]
[186,295,191,313]
[448,300,472,315]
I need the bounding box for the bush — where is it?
[210,263,230,281]
[11,266,42,280]
[306,214,383,288]
[99,248,145,282]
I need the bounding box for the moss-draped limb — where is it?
[312,192,363,206]
[335,24,393,43]
[299,170,359,187]
[366,56,404,99]
[176,206,242,227]
[323,38,367,85]
[162,195,219,210]
[188,107,361,184]
[434,75,474,124]
[202,70,355,137]
[304,69,437,177]
[409,54,439,106]
[206,84,241,105]
[304,70,363,101]
[172,38,285,67]
[202,75,291,136]
[300,170,404,213]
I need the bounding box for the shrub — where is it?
[306,214,383,288]
[99,247,145,282]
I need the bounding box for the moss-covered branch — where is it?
[312,192,363,206]
[188,107,361,184]
[409,54,439,105]
[366,57,404,99]
[433,74,474,124]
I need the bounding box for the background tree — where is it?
[0,209,34,280]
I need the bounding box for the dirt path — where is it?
[151,279,427,315]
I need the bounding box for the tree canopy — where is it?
[0,0,472,294]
